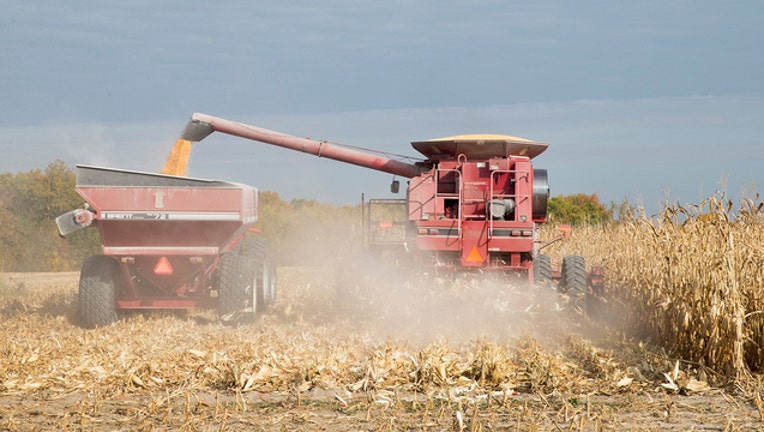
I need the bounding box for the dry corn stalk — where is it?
[544,192,764,380]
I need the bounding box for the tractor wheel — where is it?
[561,255,588,312]
[240,237,277,312]
[78,255,120,328]
[533,254,553,285]
[217,254,254,317]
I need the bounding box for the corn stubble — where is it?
[0,193,763,430]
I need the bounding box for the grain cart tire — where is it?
[533,254,553,285]
[561,255,588,312]
[78,255,120,328]
[217,254,254,317]
[240,237,277,312]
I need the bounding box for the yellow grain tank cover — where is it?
[411,134,548,160]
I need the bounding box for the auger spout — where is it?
[182,113,426,179]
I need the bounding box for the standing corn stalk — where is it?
[549,193,764,381]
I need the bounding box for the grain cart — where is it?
[57,165,275,327]
[178,113,603,306]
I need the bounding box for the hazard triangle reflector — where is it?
[466,246,484,263]
[154,257,173,275]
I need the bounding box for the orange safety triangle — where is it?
[154,256,174,275]
[466,246,484,263]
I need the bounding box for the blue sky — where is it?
[1,1,762,214]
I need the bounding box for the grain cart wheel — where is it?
[561,255,588,312]
[533,254,553,285]
[78,255,120,328]
[240,237,277,312]
[217,254,255,317]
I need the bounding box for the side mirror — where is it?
[390,179,400,194]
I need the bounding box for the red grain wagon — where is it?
[57,165,274,327]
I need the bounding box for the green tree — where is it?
[0,161,100,271]
[547,193,612,225]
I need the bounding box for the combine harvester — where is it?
[57,143,274,327]
[174,113,604,309]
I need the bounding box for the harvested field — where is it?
[1,266,762,431]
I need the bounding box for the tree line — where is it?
[0,161,612,272]
[0,160,100,271]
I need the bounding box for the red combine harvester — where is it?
[57,166,275,327]
[178,113,604,307]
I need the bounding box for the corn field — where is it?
[1,193,764,430]
[547,192,764,381]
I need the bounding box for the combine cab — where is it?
[57,165,275,327]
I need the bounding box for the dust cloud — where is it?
[336,258,588,347]
[271,210,596,348]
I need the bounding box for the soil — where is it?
[1,389,760,431]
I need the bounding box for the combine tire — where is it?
[533,254,553,285]
[240,237,277,312]
[561,255,588,311]
[78,255,120,328]
[217,254,254,317]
